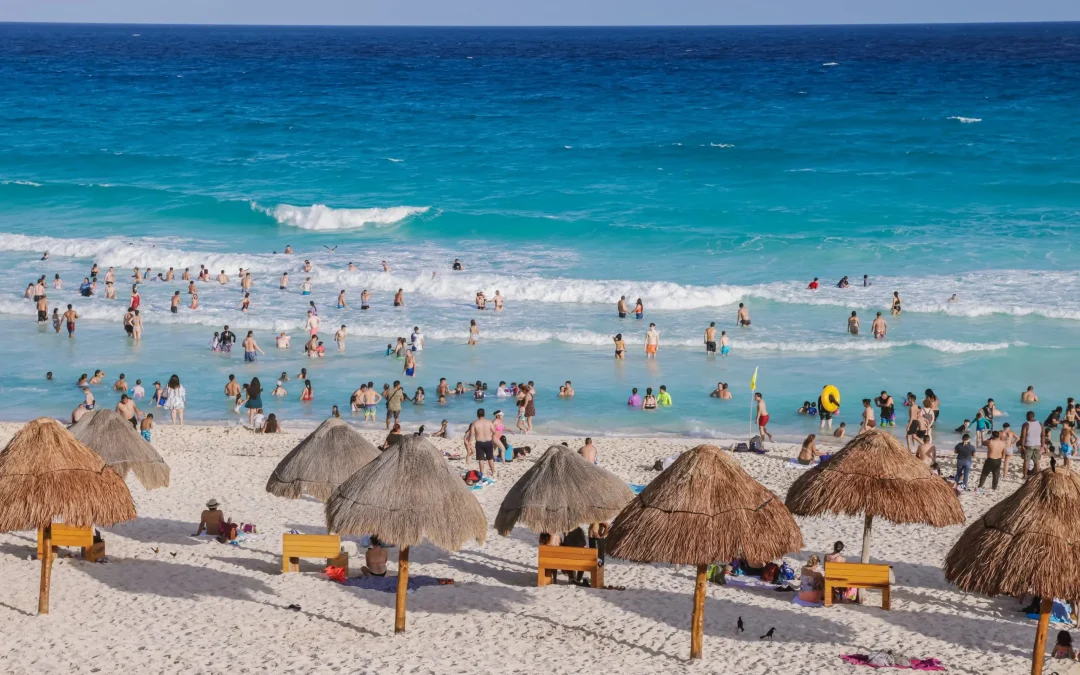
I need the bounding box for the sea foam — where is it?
[255,203,430,231]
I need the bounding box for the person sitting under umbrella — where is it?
[360,536,388,577]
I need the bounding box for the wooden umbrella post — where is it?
[394,546,410,634]
[690,564,707,659]
[861,514,873,564]
[1031,597,1053,675]
[38,524,53,615]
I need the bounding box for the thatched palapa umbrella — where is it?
[785,429,964,563]
[495,444,633,536]
[267,418,380,502]
[0,418,136,614]
[69,409,171,489]
[944,462,1080,675]
[606,444,803,659]
[325,434,486,633]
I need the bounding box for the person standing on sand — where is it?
[1021,411,1043,476]
[645,323,660,359]
[242,331,265,362]
[847,311,860,335]
[704,322,717,356]
[979,431,1006,490]
[62,304,78,338]
[871,312,887,339]
[755,392,772,442]
[737,303,751,327]
[617,296,628,318]
[465,408,497,474]
[385,380,409,429]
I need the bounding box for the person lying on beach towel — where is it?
[840,653,945,670]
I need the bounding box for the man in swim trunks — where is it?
[645,323,659,360]
[465,408,497,476]
[393,289,404,307]
[63,304,78,338]
[847,311,859,335]
[242,331,265,362]
[617,296,628,319]
[704,322,717,356]
[1021,386,1039,403]
[737,303,751,327]
[720,331,731,356]
[871,312,887,339]
[755,392,773,442]
[875,391,895,427]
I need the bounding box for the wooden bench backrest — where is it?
[282,534,341,558]
[38,524,93,550]
[538,544,598,571]
[824,561,890,584]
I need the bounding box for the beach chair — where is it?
[36,523,104,562]
[281,533,348,574]
[823,561,893,609]
[537,544,603,588]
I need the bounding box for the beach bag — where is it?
[779,562,796,583]
[324,566,346,584]
[749,436,765,454]
[240,523,257,534]
[762,562,780,584]
[733,442,749,453]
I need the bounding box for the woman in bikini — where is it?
[299,380,314,402]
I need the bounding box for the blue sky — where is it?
[3,1,1078,26]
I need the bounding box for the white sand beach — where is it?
[0,422,1073,675]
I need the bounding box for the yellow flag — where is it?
[750,366,758,391]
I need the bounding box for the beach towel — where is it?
[629,484,647,495]
[840,654,945,670]
[791,595,823,608]
[342,575,454,593]
[1027,599,1073,625]
[788,458,813,469]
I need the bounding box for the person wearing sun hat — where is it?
[194,499,228,538]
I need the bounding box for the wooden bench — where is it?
[537,544,603,588]
[37,524,105,562]
[824,561,893,609]
[281,534,347,574]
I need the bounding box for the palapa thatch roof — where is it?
[325,434,486,550]
[266,418,380,501]
[785,429,964,526]
[0,418,137,531]
[495,445,634,536]
[606,444,803,565]
[944,464,1080,599]
[69,409,170,489]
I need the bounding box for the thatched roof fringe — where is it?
[607,444,803,565]
[325,434,486,551]
[495,445,633,536]
[69,409,170,489]
[267,418,379,502]
[0,418,137,531]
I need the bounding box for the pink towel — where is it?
[840,655,945,670]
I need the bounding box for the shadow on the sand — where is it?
[106,517,210,547]
[335,575,530,615]
[210,554,280,575]
[251,599,379,637]
[598,585,855,645]
[75,557,274,601]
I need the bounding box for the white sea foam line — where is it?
[251,202,430,231]
[5,233,1080,320]
[947,116,982,124]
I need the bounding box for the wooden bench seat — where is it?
[281,534,347,574]
[824,561,893,609]
[537,544,603,588]
[37,524,104,562]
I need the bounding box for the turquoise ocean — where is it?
[1,22,1079,439]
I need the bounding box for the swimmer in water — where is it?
[872,311,887,339]
[848,311,860,335]
[704,322,717,356]
[393,288,404,307]
[337,289,348,309]
[335,325,347,352]
[382,260,391,273]
[736,303,751,327]
[360,289,370,310]
[617,296,628,319]
[948,294,958,302]
[719,330,731,356]
[891,291,902,315]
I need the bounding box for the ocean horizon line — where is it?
[1,20,1078,29]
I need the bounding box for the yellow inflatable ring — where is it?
[821,385,841,413]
